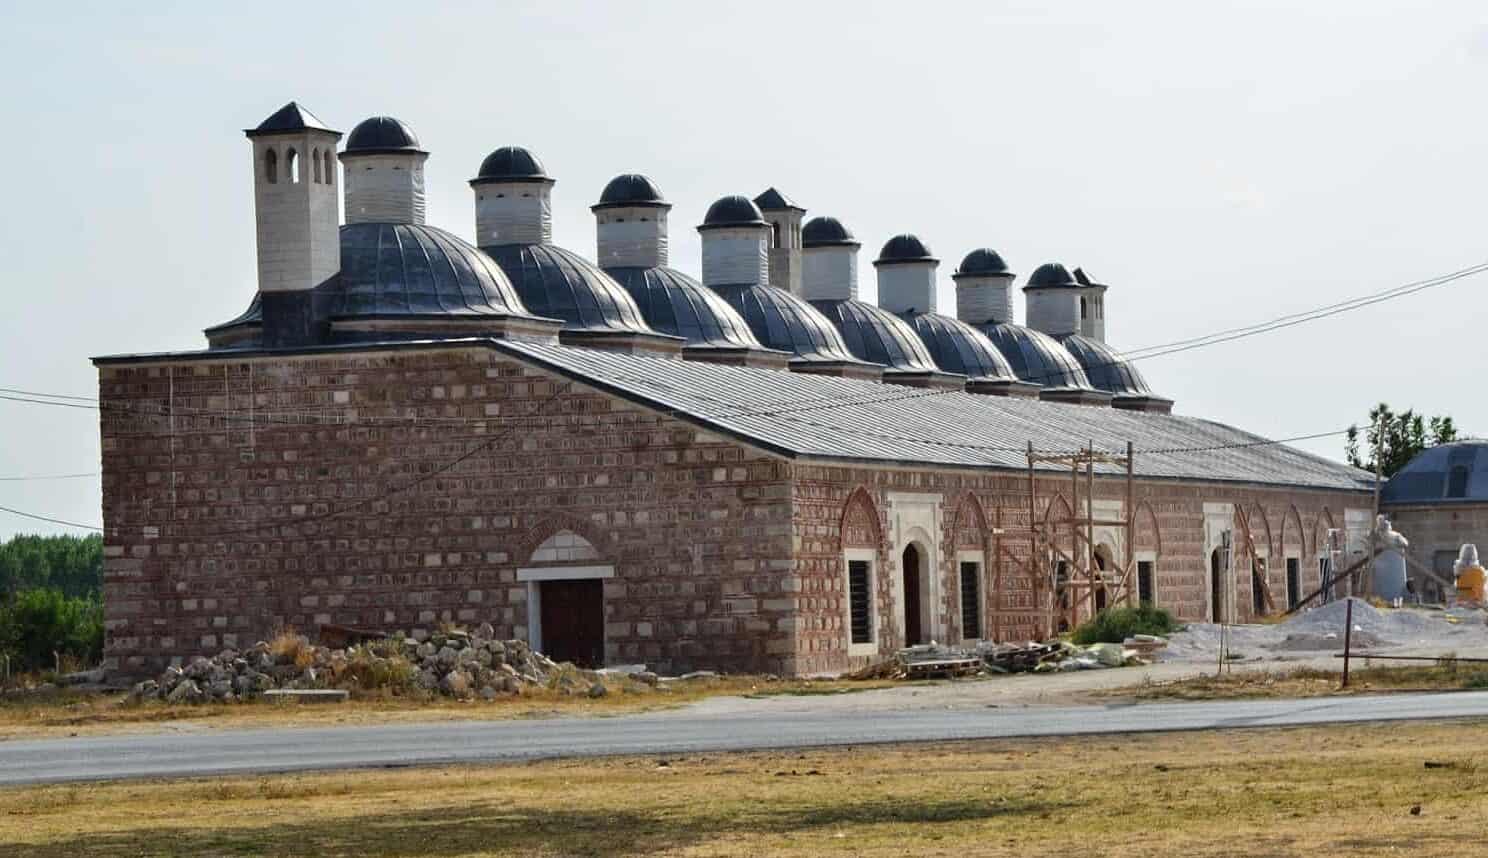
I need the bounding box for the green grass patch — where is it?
[1069,604,1179,645]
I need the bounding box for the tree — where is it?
[0,534,103,599]
[1345,403,1458,478]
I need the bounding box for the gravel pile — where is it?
[129,623,659,704]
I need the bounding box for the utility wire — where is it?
[0,503,103,532]
[0,472,99,482]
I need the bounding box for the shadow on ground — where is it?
[0,793,1066,857]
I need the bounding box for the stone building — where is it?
[1382,440,1488,599]
[93,103,1374,677]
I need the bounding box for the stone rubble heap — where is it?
[130,622,660,704]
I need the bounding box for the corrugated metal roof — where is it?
[494,340,1372,491]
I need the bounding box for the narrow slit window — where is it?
[311,148,321,183]
[848,560,872,645]
[264,148,278,184]
[959,561,981,640]
[286,148,299,183]
[1137,560,1155,605]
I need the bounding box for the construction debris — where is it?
[847,638,1158,680]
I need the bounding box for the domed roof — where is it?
[205,224,544,344]
[955,248,1011,278]
[482,243,655,334]
[810,299,943,374]
[1026,262,1078,289]
[976,323,1099,391]
[1383,441,1488,505]
[903,312,1021,383]
[604,265,765,351]
[708,283,865,366]
[875,234,937,265]
[472,146,551,184]
[802,216,859,248]
[1055,334,1156,398]
[700,195,768,230]
[343,116,423,155]
[595,174,667,209]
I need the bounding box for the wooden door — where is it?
[540,579,604,668]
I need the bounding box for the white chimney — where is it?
[470,146,553,246]
[339,116,427,225]
[755,188,805,295]
[873,234,938,315]
[698,195,770,288]
[953,248,1015,325]
[1023,262,1081,336]
[593,174,669,269]
[244,102,342,347]
[1072,267,1108,343]
[800,216,860,301]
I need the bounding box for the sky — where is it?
[2,0,1487,538]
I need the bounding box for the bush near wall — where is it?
[1070,605,1180,645]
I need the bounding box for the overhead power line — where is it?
[0,472,99,482]
[0,503,103,532]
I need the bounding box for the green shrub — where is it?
[0,588,104,672]
[1070,604,1179,645]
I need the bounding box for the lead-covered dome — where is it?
[343,116,423,154]
[604,266,765,351]
[955,248,1011,278]
[482,243,657,335]
[700,195,768,230]
[976,323,1100,392]
[709,283,866,367]
[904,312,1022,383]
[1383,441,1488,504]
[595,174,667,209]
[802,216,859,248]
[473,146,551,184]
[811,299,944,375]
[1026,262,1078,288]
[1055,334,1156,399]
[205,224,549,346]
[875,234,937,265]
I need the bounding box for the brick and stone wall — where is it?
[97,345,794,677]
[786,463,1369,676]
[96,341,1372,679]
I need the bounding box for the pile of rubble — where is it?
[130,623,659,704]
[848,636,1166,680]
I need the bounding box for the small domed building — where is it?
[1382,441,1488,600]
[90,101,1375,681]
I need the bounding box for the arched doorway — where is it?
[1210,548,1224,623]
[902,544,924,646]
[1093,545,1113,613]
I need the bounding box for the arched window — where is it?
[264,148,278,184]
[286,148,299,183]
[324,150,334,185]
[1448,465,1471,499]
[311,148,322,183]
[1080,296,1088,320]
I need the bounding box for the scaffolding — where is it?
[992,441,1138,638]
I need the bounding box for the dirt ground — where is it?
[1,719,1485,857]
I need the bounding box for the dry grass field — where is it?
[1,719,1485,857]
[1113,662,1488,701]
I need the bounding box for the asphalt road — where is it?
[3,691,1487,786]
